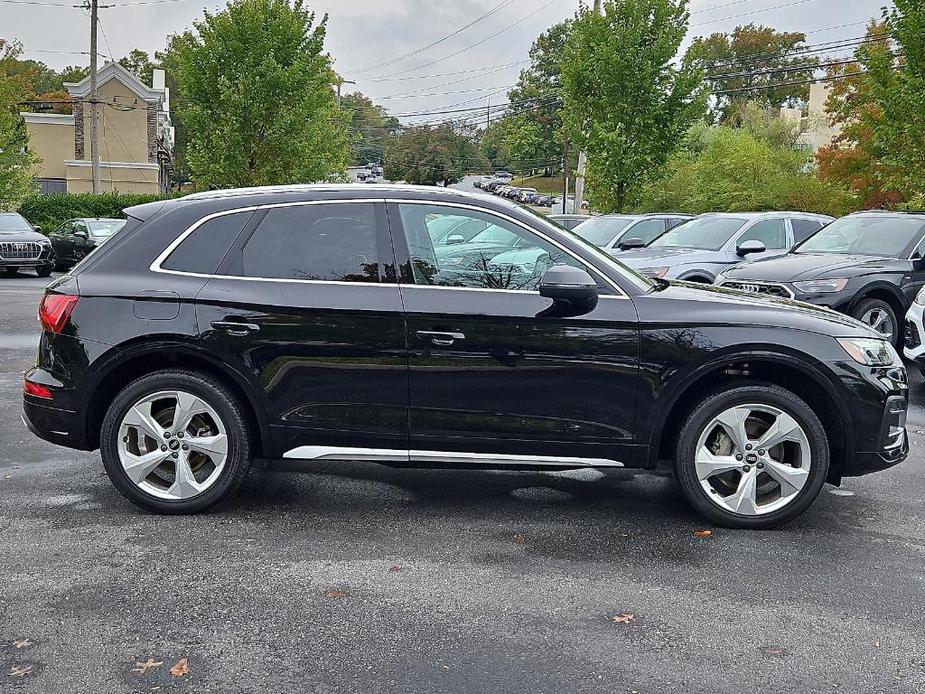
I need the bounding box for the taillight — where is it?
[38,293,79,334]
[23,380,52,399]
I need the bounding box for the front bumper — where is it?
[903,301,925,361]
[0,243,54,269]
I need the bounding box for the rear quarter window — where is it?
[161,212,253,274]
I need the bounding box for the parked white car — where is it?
[904,289,925,369]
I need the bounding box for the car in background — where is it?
[0,211,55,277]
[516,188,539,203]
[619,212,833,283]
[474,176,494,189]
[904,287,925,371]
[48,218,125,271]
[494,170,513,181]
[548,213,592,230]
[573,213,693,254]
[719,211,925,348]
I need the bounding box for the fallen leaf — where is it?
[764,646,786,656]
[12,639,32,649]
[513,533,527,544]
[323,589,348,599]
[8,665,33,678]
[693,529,713,538]
[131,658,164,674]
[388,565,401,573]
[169,658,190,678]
[612,613,635,624]
[874,640,880,648]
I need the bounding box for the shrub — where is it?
[16,192,173,234]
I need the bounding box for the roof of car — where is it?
[847,209,925,218]
[697,211,834,220]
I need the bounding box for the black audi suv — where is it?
[0,211,55,277]
[717,211,925,347]
[22,186,909,528]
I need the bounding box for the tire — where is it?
[675,384,829,529]
[100,369,253,514]
[850,298,899,347]
[2,267,18,277]
[36,265,53,278]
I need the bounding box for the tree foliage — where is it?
[634,114,850,216]
[340,91,398,166]
[118,49,158,84]
[161,0,350,188]
[686,24,818,123]
[383,122,487,186]
[561,0,706,212]
[0,40,38,208]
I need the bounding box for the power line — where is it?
[707,56,873,81]
[712,68,872,95]
[691,0,821,28]
[361,60,530,84]
[347,0,519,74]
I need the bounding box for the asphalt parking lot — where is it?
[2,272,925,693]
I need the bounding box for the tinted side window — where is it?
[397,203,604,292]
[623,218,666,244]
[162,212,252,274]
[791,218,823,244]
[241,203,378,282]
[738,219,787,249]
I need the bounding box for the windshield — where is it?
[520,206,653,292]
[573,216,633,246]
[88,219,125,237]
[795,216,925,257]
[0,213,33,234]
[470,225,519,245]
[650,216,745,251]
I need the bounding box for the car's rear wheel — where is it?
[100,369,253,513]
[851,298,898,347]
[675,384,829,529]
[36,265,53,277]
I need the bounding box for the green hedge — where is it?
[17,192,175,234]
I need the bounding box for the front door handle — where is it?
[211,320,260,336]
[416,330,465,347]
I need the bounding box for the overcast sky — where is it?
[3,0,887,121]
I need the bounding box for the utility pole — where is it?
[573,0,601,214]
[486,96,491,129]
[336,78,356,109]
[561,137,569,214]
[88,0,101,193]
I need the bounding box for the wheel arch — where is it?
[649,352,853,482]
[81,338,270,455]
[849,283,907,322]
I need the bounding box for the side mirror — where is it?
[737,239,767,256]
[538,264,599,317]
[74,229,88,239]
[445,234,465,245]
[32,225,41,233]
[619,237,646,251]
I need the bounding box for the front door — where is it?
[194,201,408,459]
[389,201,642,467]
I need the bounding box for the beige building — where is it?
[22,62,173,194]
[779,82,843,153]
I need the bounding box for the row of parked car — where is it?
[474,174,582,211]
[560,208,925,355]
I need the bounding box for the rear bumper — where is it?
[22,397,90,450]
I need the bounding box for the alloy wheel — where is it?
[694,403,812,516]
[117,390,228,500]
[860,307,894,341]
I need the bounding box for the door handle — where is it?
[416,330,465,347]
[211,320,260,336]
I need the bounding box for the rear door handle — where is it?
[416,330,465,347]
[211,320,260,336]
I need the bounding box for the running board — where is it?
[283,446,624,468]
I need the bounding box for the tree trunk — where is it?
[616,180,627,211]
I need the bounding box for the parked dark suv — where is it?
[0,212,55,277]
[22,186,909,528]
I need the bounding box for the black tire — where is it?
[850,298,899,347]
[100,369,253,514]
[2,267,18,277]
[36,265,53,278]
[675,384,830,529]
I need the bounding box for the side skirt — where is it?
[282,446,625,468]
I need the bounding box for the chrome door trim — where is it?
[283,445,624,468]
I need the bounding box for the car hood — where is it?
[0,229,45,242]
[724,252,904,281]
[649,281,878,338]
[619,246,724,268]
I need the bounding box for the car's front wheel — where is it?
[100,369,253,513]
[675,384,829,529]
[851,298,898,347]
[36,264,53,277]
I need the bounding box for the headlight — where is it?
[915,286,925,305]
[837,337,898,366]
[793,278,848,294]
[639,266,669,278]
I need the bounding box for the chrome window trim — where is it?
[283,445,625,468]
[149,197,627,297]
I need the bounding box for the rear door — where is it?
[389,200,642,467]
[194,201,409,459]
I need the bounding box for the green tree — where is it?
[383,122,487,186]
[161,0,350,188]
[340,91,398,166]
[118,49,158,84]
[561,0,706,212]
[0,40,38,207]
[634,120,849,216]
[686,24,819,123]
